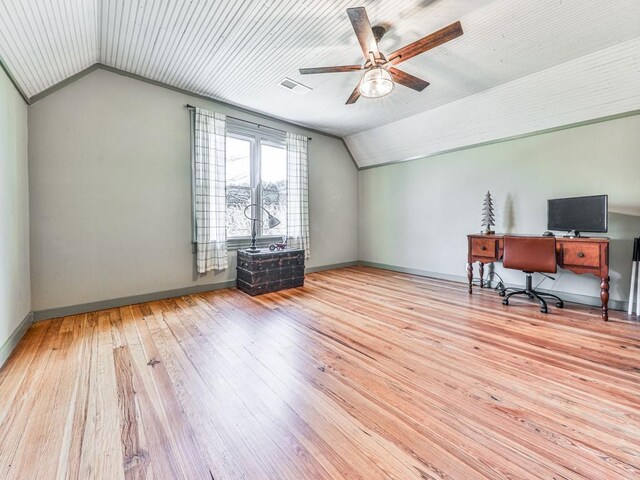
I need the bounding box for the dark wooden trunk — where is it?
[236,248,305,296]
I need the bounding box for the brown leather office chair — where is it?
[500,236,564,313]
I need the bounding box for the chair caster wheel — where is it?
[499,291,506,297]
[540,308,548,314]
[502,299,509,305]
[556,302,564,308]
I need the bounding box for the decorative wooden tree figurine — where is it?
[481,191,495,234]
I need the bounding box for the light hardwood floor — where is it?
[0,266,639,479]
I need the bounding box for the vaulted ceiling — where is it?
[1,0,639,148]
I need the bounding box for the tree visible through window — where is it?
[225,127,287,241]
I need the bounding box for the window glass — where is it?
[226,136,252,238]
[261,143,287,238]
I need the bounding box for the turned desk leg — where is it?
[479,262,485,288]
[467,263,473,294]
[600,276,610,321]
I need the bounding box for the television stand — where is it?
[563,230,583,238]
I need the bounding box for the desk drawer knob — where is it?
[576,252,585,258]
[480,246,486,251]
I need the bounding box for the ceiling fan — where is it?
[299,7,463,104]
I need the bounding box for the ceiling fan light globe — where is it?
[359,67,394,98]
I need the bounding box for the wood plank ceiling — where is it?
[0,0,638,140]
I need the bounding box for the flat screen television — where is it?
[547,195,608,235]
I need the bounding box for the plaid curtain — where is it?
[286,133,310,259]
[194,108,228,273]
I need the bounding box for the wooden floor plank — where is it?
[271,283,636,478]
[0,320,63,480]
[0,266,638,479]
[137,302,270,480]
[182,292,443,480]
[202,291,544,480]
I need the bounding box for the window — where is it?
[260,143,287,237]
[225,136,252,238]
[190,107,309,269]
[225,120,287,245]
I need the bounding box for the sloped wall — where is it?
[0,66,30,362]
[347,38,640,168]
[359,114,640,308]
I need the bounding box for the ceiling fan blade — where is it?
[347,7,379,59]
[299,65,362,75]
[387,21,463,66]
[345,80,362,105]
[388,67,430,92]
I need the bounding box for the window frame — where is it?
[225,119,287,250]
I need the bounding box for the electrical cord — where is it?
[535,273,555,289]
[472,271,505,289]
[472,271,553,292]
[493,271,555,293]
[491,272,505,291]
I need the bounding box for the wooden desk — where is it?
[467,234,610,320]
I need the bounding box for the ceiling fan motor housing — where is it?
[371,25,386,43]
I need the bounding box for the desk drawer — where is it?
[560,242,600,268]
[470,237,499,259]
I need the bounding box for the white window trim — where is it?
[225,119,286,249]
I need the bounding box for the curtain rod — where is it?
[185,104,311,140]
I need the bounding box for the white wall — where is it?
[28,69,359,312]
[359,114,640,306]
[0,66,30,352]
